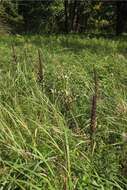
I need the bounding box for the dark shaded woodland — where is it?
[0,0,127,35]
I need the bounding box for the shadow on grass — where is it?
[1,33,127,56]
[58,37,112,55]
[59,33,127,55]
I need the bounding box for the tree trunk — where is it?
[78,2,87,33]
[70,0,77,32]
[116,2,127,35]
[64,0,69,33]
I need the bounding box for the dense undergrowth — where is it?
[0,35,127,189]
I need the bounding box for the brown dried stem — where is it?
[37,49,44,84]
[12,44,17,64]
[90,68,99,137]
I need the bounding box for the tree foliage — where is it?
[0,0,127,34]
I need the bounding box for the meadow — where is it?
[0,35,127,190]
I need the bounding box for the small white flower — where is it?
[64,75,68,79]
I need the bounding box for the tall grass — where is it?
[0,35,127,189]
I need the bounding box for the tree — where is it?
[116,1,127,35]
[0,0,23,33]
[63,0,91,33]
[18,0,54,33]
[64,0,69,33]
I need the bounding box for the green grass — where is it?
[0,34,127,189]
